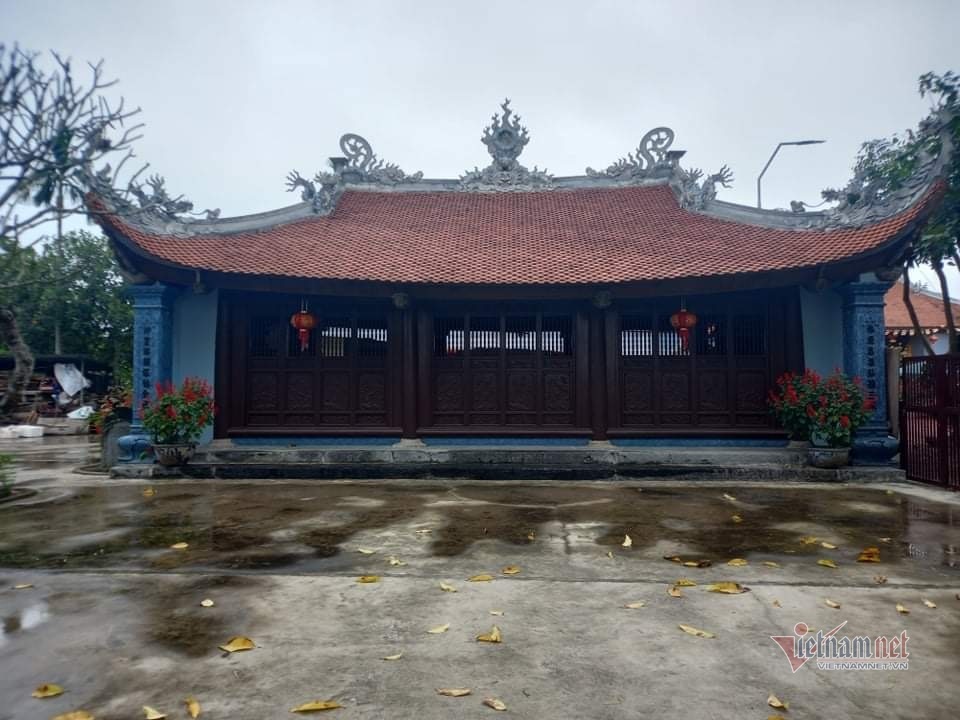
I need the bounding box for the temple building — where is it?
[92,101,951,465]
[884,280,959,356]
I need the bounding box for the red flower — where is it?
[166,405,177,419]
[806,404,817,418]
[840,415,850,428]
[819,395,828,407]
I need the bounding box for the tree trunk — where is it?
[932,260,958,353]
[902,265,935,355]
[0,306,35,417]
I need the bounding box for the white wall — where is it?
[800,288,844,375]
[171,289,219,445]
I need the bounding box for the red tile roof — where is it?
[99,184,938,286]
[885,280,959,329]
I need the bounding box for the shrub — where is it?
[141,377,215,445]
[768,369,874,447]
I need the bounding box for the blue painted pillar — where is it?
[841,278,898,464]
[117,283,177,463]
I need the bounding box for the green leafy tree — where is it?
[825,71,959,353]
[0,230,132,379]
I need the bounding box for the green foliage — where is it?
[827,71,959,266]
[142,378,215,445]
[0,453,12,498]
[0,230,132,375]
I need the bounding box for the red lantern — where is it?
[670,304,698,352]
[290,308,317,352]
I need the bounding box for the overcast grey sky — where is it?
[5,0,959,291]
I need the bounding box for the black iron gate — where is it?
[900,354,960,488]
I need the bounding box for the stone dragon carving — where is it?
[672,164,735,210]
[287,133,423,214]
[586,127,677,179]
[459,99,554,191]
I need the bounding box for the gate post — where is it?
[841,277,898,464]
[117,282,177,463]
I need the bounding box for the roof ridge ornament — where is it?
[586,127,678,179]
[459,99,554,191]
[287,133,423,214]
[673,165,735,210]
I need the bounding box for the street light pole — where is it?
[756,139,826,209]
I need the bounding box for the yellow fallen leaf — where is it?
[32,683,65,698]
[382,652,403,661]
[200,598,214,608]
[439,582,457,593]
[185,696,201,719]
[673,578,697,587]
[387,556,406,566]
[218,636,255,653]
[874,575,888,584]
[683,559,712,568]
[800,536,819,545]
[606,551,614,559]
[825,599,841,609]
[468,574,494,582]
[13,583,33,589]
[483,697,507,711]
[621,534,633,548]
[817,559,838,569]
[821,541,838,549]
[143,706,166,720]
[722,493,737,502]
[731,514,743,524]
[678,624,715,639]
[476,625,502,643]
[706,582,749,594]
[896,603,910,615]
[767,694,789,710]
[501,565,521,575]
[923,599,937,609]
[356,548,376,555]
[668,586,684,598]
[170,542,189,550]
[489,610,504,616]
[857,547,881,563]
[142,487,156,497]
[290,700,343,712]
[435,688,471,697]
[623,601,646,609]
[427,623,450,634]
[357,575,380,583]
[762,561,780,568]
[415,528,433,535]
[772,599,782,608]
[526,530,536,541]
[768,716,787,720]
[52,712,95,720]
[664,555,682,563]
[727,558,748,567]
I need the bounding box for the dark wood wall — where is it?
[214,288,803,439]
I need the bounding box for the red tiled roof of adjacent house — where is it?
[885,280,960,329]
[98,184,939,286]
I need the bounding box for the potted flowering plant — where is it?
[768,370,874,468]
[141,377,215,466]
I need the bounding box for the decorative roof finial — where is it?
[482,99,530,171]
[460,99,553,191]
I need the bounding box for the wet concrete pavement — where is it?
[2,439,960,719]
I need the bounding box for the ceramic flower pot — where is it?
[807,446,850,469]
[152,443,196,467]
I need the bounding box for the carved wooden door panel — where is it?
[610,292,793,432]
[229,294,397,433]
[422,306,587,430]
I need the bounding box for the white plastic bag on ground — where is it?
[67,405,94,420]
[54,363,91,398]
